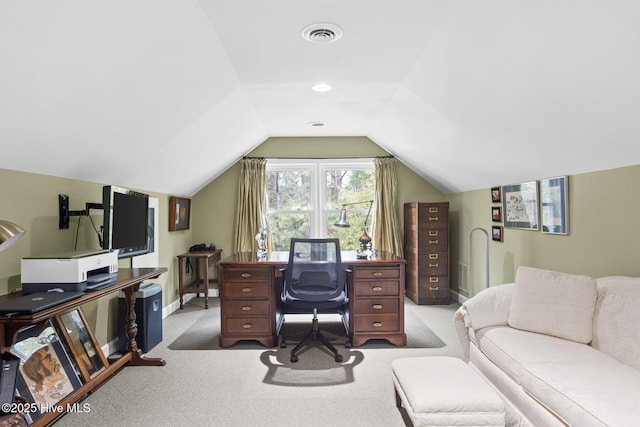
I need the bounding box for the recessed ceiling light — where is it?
[308,121,326,127]
[312,83,332,92]
[302,23,343,43]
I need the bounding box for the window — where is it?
[266,159,374,251]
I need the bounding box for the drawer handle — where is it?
[429,277,439,283]
[372,286,383,292]
[242,323,252,329]
[372,304,383,310]
[429,263,439,268]
[429,240,439,244]
[242,306,252,311]
[429,286,439,291]
[429,254,439,260]
[428,216,438,221]
[429,230,438,236]
[372,272,383,277]
[428,207,438,213]
[241,273,251,278]
[241,287,252,293]
[373,322,383,328]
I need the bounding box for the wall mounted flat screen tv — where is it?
[102,185,149,259]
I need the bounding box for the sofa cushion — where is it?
[508,266,597,343]
[475,326,609,386]
[592,276,640,370]
[523,360,640,427]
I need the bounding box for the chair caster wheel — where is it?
[280,342,287,348]
[290,354,298,363]
[345,342,351,348]
[335,354,343,363]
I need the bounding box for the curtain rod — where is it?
[242,155,394,160]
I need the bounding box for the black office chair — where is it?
[280,238,349,363]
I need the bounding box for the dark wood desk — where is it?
[0,267,167,426]
[177,250,222,309]
[218,252,406,348]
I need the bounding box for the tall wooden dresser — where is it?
[404,202,450,305]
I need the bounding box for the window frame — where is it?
[266,158,374,239]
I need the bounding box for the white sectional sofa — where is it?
[454,266,640,426]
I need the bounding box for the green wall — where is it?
[448,164,640,298]
[191,137,445,256]
[3,143,638,345]
[0,168,192,346]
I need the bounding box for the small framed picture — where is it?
[11,322,83,421]
[55,308,109,382]
[502,181,539,230]
[491,187,501,203]
[491,206,502,222]
[492,226,503,242]
[169,196,191,231]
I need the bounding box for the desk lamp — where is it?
[334,200,373,258]
[0,220,25,251]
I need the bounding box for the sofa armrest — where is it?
[454,283,515,360]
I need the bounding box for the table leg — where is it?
[178,256,185,309]
[123,284,166,366]
[203,258,210,309]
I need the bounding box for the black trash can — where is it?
[118,282,162,354]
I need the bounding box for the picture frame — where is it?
[55,308,108,382]
[492,226,503,242]
[10,322,82,420]
[169,196,191,231]
[540,176,569,235]
[491,206,502,222]
[502,181,539,230]
[491,186,501,203]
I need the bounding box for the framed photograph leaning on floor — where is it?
[10,322,82,421]
[55,308,109,382]
[540,176,569,235]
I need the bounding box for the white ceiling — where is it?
[2,0,640,196]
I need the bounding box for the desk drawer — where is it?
[224,268,269,282]
[354,267,399,280]
[355,280,400,297]
[224,281,270,298]
[354,298,399,315]
[354,315,400,333]
[224,316,271,334]
[224,299,270,316]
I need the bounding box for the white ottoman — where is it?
[392,356,505,427]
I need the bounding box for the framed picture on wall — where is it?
[502,181,539,230]
[169,196,191,231]
[540,176,569,235]
[492,226,504,242]
[491,206,502,222]
[491,186,501,203]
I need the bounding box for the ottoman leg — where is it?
[395,388,402,408]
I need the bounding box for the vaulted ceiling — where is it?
[2,1,639,196]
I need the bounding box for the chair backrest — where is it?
[283,238,346,303]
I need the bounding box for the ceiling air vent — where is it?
[302,23,343,43]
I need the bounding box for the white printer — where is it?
[21,249,119,293]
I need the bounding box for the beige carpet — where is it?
[56,297,463,427]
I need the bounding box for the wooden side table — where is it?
[177,250,222,309]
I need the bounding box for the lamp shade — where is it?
[334,207,350,227]
[0,220,26,251]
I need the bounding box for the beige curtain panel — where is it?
[234,158,270,253]
[372,157,403,257]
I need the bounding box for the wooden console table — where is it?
[218,252,406,348]
[177,250,222,309]
[0,267,167,426]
